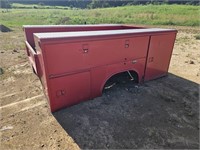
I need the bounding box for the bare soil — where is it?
[0,26,199,149]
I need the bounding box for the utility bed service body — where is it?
[23,24,177,112]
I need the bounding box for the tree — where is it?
[38,2,44,6]
[88,0,109,9]
[163,0,169,4]
[0,0,11,8]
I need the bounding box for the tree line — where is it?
[1,0,199,9]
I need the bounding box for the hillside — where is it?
[0,4,199,28]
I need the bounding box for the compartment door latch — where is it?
[56,89,66,97]
[125,40,129,48]
[82,44,89,53]
[148,57,154,63]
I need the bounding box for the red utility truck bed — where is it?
[23,24,177,112]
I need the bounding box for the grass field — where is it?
[1,3,200,150]
[0,4,199,28]
[11,3,70,9]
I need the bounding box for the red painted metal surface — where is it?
[144,34,177,81]
[23,24,177,112]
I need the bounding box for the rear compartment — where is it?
[23,24,177,112]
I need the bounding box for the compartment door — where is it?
[144,33,176,81]
[49,71,91,112]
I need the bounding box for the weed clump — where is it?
[194,34,200,40]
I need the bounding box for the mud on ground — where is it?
[0,26,199,149]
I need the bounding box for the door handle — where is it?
[132,60,137,64]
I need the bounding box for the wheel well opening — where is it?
[103,70,139,92]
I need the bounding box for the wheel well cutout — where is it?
[103,70,139,92]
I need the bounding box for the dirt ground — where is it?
[0,25,199,149]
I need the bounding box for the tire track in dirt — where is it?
[0,94,43,109]
[0,94,46,118]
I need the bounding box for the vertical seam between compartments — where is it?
[143,35,152,81]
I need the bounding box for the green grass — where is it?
[0,4,199,28]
